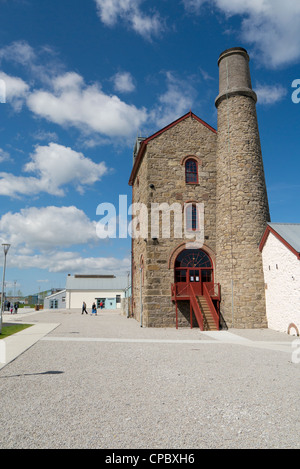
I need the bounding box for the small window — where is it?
[185,204,198,231]
[185,159,198,184]
[97,298,106,308]
[116,295,121,304]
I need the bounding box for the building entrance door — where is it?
[174,249,213,295]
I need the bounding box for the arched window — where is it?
[185,159,198,184]
[174,249,213,285]
[175,249,212,269]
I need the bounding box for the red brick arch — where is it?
[180,155,202,166]
[288,323,299,337]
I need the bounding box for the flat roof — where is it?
[66,275,129,291]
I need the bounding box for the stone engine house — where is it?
[129,47,270,330]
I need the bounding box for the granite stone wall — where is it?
[215,48,270,328]
[131,116,217,327]
[131,47,271,329]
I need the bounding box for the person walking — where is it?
[81,301,88,315]
[91,302,97,316]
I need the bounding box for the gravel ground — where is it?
[0,309,299,449]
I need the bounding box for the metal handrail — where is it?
[189,284,204,330]
[172,282,190,298]
[203,282,219,330]
[206,283,221,300]
[172,282,220,331]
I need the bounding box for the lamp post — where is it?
[0,244,10,335]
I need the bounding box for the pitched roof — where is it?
[260,223,300,259]
[128,110,217,186]
[44,289,66,300]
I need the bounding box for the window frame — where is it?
[185,158,198,184]
[185,203,200,232]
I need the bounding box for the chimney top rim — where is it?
[218,47,249,65]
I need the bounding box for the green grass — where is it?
[0,323,33,339]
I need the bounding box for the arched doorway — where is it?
[174,249,213,296]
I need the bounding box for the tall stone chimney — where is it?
[215,47,270,328]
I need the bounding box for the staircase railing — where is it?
[171,282,190,299]
[203,282,220,330]
[189,284,204,330]
[172,282,220,331]
[206,283,221,301]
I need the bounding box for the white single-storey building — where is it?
[65,275,129,311]
[44,289,66,310]
[260,223,300,336]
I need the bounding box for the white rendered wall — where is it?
[66,290,125,309]
[262,232,300,335]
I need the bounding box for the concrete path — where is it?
[0,309,299,449]
[0,308,296,369]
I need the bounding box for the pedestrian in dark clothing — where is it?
[82,301,88,314]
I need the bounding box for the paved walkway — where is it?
[0,308,297,369]
[0,309,299,449]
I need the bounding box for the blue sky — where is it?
[0,0,299,296]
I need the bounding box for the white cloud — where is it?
[0,148,10,163]
[112,71,135,93]
[0,143,108,198]
[151,71,197,128]
[0,40,36,66]
[130,10,163,39]
[0,173,42,198]
[0,40,63,84]
[255,83,287,105]
[94,0,164,40]
[27,72,148,138]
[183,0,300,68]
[0,41,196,141]
[25,143,107,194]
[0,206,98,250]
[0,205,131,274]
[7,250,131,274]
[32,130,59,142]
[95,0,135,25]
[0,71,29,111]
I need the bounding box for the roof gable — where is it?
[129,111,217,186]
[260,223,300,259]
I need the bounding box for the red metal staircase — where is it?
[171,282,220,331]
